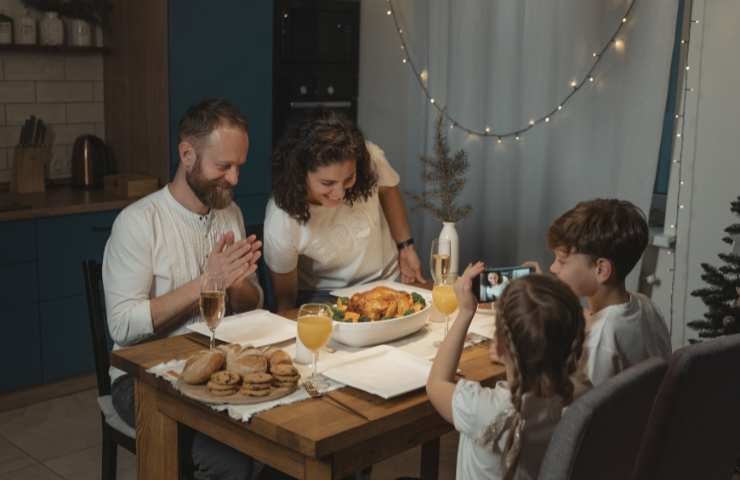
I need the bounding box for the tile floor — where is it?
[0,388,459,479]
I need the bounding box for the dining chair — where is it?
[632,333,740,480]
[82,259,136,480]
[538,357,668,480]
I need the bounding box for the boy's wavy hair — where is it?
[547,198,649,282]
[481,274,585,480]
[271,109,378,223]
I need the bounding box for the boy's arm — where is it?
[426,262,485,423]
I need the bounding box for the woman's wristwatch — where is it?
[396,237,415,251]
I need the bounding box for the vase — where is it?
[439,222,459,275]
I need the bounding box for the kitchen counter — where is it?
[0,184,138,221]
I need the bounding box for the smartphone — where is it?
[472,265,535,303]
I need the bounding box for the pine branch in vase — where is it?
[408,111,472,223]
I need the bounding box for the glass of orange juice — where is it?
[432,273,458,347]
[297,303,334,388]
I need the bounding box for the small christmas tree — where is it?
[688,195,740,341]
[409,112,472,223]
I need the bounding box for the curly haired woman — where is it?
[264,110,424,310]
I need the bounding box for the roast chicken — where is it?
[346,286,416,321]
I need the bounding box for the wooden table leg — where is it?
[135,380,180,480]
[305,457,332,480]
[421,438,440,480]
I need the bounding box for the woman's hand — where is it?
[398,245,425,284]
[454,261,485,315]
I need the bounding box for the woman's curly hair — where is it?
[272,110,378,223]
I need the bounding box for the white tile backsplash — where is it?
[6,103,66,125]
[0,126,20,147]
[66,102,103,123]
[64,55,103,81]
[0,52,105,181]
[0,81,35,103]
[3,54,65,81]
[36,81,93,103]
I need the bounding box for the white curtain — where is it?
[358,0,679,284]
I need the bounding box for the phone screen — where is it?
[473,266,534,303]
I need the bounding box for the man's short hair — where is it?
[177,98,249,146]
[547,198,649,281]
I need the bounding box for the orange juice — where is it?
[297,315,333,351]
[432,284,458,315]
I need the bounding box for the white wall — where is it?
[649,0,740,347]
[0,0,105,182]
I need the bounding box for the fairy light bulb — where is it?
[386,9,391,15]
[515,135,521,141]
[529,119,535,126]
[614,38,625,51]
[558,105,563,110]
[485,127,491,133]
[430,98,435,104]
[589,76,595,83]
[622,17,627,23]
[545,117,550,123]
[497,137,502,144]
[420,69,428,83]
[402,58,407,63]
[570,80,577,88]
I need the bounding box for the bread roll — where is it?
[227,351,268,377]
[181,350,225,385]
[268,350,292,371]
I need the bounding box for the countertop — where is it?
[0,184,138,221]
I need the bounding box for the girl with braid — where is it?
[427,262,586,480]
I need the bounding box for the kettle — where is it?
[71,135,107,188]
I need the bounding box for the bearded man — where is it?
[103,98,264,479]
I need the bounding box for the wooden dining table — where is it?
[111,308,505,480]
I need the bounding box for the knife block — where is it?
[11,146,50,194]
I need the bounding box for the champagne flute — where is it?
[297,303,334,389]
[429,238,451,284]
[200,271,226,351]
[432,273,458,347]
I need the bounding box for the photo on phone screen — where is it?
[473,266,534,303]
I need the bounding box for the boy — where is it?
[541,198,671,385]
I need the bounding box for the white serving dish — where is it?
[329,280,432,347]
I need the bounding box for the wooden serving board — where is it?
[175,379,297,405]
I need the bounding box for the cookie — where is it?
[272,380,298,389]
[210,370,241,386]
[242,387,271,397]
[242,382,271,391]
[207,381,239,396]
[271,364,298,377]
[273,374,300,383]
[243,372,273,384]
[268,350,292,370]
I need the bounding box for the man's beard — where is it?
[186,159,234,210]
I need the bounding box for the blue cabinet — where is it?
[0,262,42,392]
[0,209,119,392]
[168,0,273,201]
[37,211,118,301]
[0,302,42,391]
[39,295,93,383]
[0,219,36,265]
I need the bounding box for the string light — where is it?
[386,0,638,139]
[667,7,702,332]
